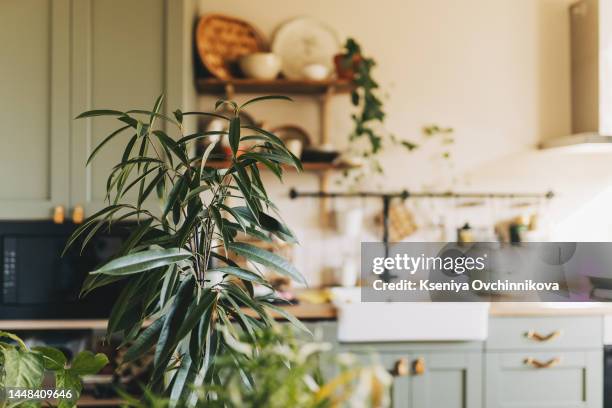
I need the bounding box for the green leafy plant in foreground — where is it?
[0,331,108,408]
[67,95,306,401]
[119,326,392,408]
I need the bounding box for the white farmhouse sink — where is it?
[330,287,489,342]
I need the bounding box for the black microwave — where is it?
[0,220,132,319]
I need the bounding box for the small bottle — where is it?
[457,223,474,244]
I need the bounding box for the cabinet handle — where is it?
[524,357,561,369]
[525,330,561,342]
[53,206,65,224]
[390,358,409,377]
[412,357,425,375]
[72,205,84,224]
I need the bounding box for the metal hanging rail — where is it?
[288,188,554,283]
[289,188,554,200]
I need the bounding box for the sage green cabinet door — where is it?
[70,0,168,216]
[485,350,602,408]
[343,350,410,408]
[411,352,482,408]
[0,0,70,218]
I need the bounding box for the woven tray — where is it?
[196,14,267,80]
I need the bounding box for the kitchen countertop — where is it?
[488,302,612,316]
[3,302,612,330]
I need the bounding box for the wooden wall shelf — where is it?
[195,78,353,96]
[206,160,355,172]
[196,77,353,227]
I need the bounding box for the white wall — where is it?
[197,0,612,286]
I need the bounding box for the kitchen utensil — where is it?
[196,14,267,79]
[271,17,340,80]
[375,203,418,241]
[302,63,330,80]
[301,147,340,163]
[270,125,311,158]
[239,52,282,79]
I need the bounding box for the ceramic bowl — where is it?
[239,52,282,80]
[302,63,330,80]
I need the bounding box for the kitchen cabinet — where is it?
[0,0,71,219]
[485,316,603,408]
[0,0,195,219]
[70,0,171,215]
[340,343,483,408]
[486,350,602,408]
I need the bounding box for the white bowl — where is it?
[239,53,282,80]
[302,63,330,80]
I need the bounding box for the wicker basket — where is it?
[195,14,267,80]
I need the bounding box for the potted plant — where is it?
[0,331,107,408]
[67,95,306,402]
[119,325,392,408]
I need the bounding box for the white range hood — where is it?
[540,0,612,151]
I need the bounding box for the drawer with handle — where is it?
[485,350,602,407]
[487,316,602,350]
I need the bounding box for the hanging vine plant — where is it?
[336,38,417,166]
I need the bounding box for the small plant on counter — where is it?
[66,95,306,402]
[0,331,108,408]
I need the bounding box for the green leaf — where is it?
[75,109,124,119]
[90,248,192,276]
[153,277,195,383]
[32,346,67,370]
[182,111,229,121]
[153,130,189,165]
[177,131,226,145]
[0,331,27,349]
[228,116,241,157]
[163,175,187,217]
[55,370,81,407]
[176,289,217,340]
[263,303,311,336]
[228,242,306,285]
[209,266,267,285]
[86,125,131,165]
[169,349,198,403]
[70,351,109,375]
[1,347,45,387]
[173,109,183,124]
[239,95,293,110]
[240,125,286,149]
[215,99,238,112]
[123,317,165,364]
[182,184,211,204]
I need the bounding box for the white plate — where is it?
[272,17,340,80]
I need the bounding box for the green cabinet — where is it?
[70,0,170,215]
[340,343,483,408]
[0,0,194,219]
[485,316,603,408]
[0,0,71,218]
[486,350,602,408]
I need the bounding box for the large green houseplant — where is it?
[67,95,306,401]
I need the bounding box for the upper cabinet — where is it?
[0,0,195,220]
[0,0,71,218]
[70,0,169,215]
